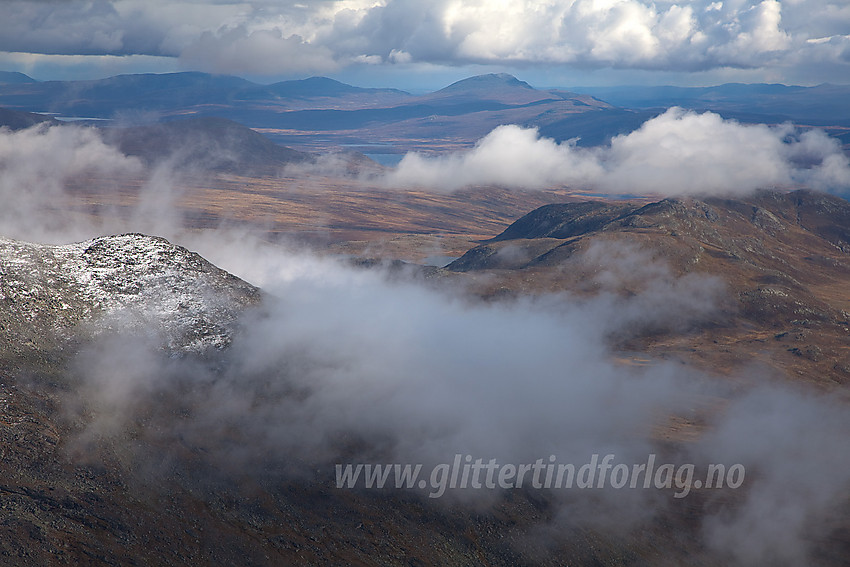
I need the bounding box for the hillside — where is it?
[449,189,850,385]
[0,72,410,119]
[569,83,850,124]
[264,76,409,99]
[0,234,260,363]
[0,72,847,153]
[0,106,57,130]
[1,192,850,565]
[5,234,629,566]
[103,116,314,174]
[0,232,696,566]
[0,71,36,84]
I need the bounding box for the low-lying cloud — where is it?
[0,123,152,242]
[0,122,243,243]
[0,122,142,197]
[55,232,850,566]
[385,108,850,196]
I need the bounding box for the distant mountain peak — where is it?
[301,76,346,85]
[108,115,312,174]
[266,75,409,98]
[0,71,37,84]
[438,73,536,93]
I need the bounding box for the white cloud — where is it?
[388,48,411,63]
[0,123,204,242]
[385,124,604,191]
[600,107,793,194]
[0,123,140,181]
[383,108,850,196]
[0,124,143,240]
[708,0,792,65]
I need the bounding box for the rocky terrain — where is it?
[0,234,259,359]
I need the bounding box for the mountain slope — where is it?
[424,73,542,103]
[438,73,536,92]
[448,189,850,385]
[0,232,667,567]
[0,106,57,130]
[570,83,850,124]
[0,234,260,360]
[0,72,257,118]
[453,189,850,268]
[419,72,607,108]
[0,72,409,118]
[0,71,37,84]
[2,205,850,564]
[104,116,313,174]
[265,76,409,98]
[0,72,615,153]
[0,72,846,154]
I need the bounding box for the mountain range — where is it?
[1,71,848,155]
[570,82,850,124]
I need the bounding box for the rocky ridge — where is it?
[446,189,850,387]
[0,233,259,359]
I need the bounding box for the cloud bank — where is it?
[0,122,211,243]
[1,1,849,82]
[0,123,145,240]
[59,234,850,566]
[384,108,850,195]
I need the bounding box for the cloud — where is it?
[65,234,722,495]
[180,26,339,75]
[54,230,850,565]
[0,122,225,243]
[1,1,849,81]
[599,108,792,194]
[0,123,144,240]
[383,123,604,191]
[0,123,140,184]
[383,108,850,196]
[695,383,850,565]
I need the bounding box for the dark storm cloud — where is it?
[1,1,848,82]
[0,0,170,56]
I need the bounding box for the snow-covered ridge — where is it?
[0,233,260,354]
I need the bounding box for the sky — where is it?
[0,0,848,89]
